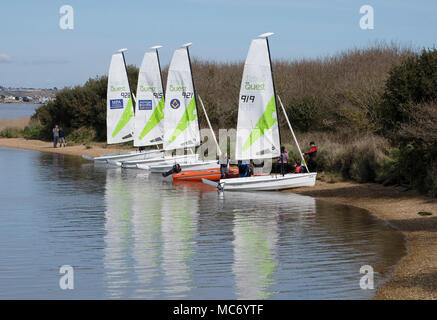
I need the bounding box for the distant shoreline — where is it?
[1,137,436,300]
[0,100,42,104]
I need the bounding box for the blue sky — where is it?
[1,0,436,88]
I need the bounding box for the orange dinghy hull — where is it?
[173,167,239,181]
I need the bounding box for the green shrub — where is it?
[67,127,96,143]
[0,127,23,138]
[23,122,43,139]
[379,48,437,134]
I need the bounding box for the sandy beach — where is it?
[0,137,133,158]
[1,137,436,300]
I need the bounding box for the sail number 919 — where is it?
[241,95,255,103]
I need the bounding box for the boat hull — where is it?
[82,149,163,163]
[123,153,198,169]
[173,167,239,181]
[215,172,317,191]
[150,160,219,173]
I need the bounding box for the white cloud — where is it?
[0,53,12,63]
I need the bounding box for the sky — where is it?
[0,0,436,88]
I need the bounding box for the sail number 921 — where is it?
[182,92,194,99]
[241,95,255,103]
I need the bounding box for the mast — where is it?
[153,46,164,150]
[183,43,202,151]
[151,45,165,99]
[198,95,222,156]
[277,95,310,173]
[259,32,283,175]
[119,48,135,118]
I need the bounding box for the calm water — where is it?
[0,103,39,119]
[0,147,406,299]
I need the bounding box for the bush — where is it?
[282,131,390,183]
[0,127,23,138]
[376,48,437,195]
[378,48,437,135]
[22,120,43,139]
[67,127,97,143]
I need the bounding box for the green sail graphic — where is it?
[112,96,134,138]
[167,98,197,145]
[138,97,165,140]
[242,96,277,152]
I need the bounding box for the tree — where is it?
[379,48,437,135]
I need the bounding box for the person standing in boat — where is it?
[303,141,318,172]
[218,153,230,179]
[52,125,59,148]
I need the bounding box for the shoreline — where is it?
[290,183,437,299]
[1,137,436,300]
[0,137,133,158]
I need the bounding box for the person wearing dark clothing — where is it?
[303,141,318,172]
[277,146,289,175]
[59,128,66,147]
[53,125,59,148]
[238,160,252,177]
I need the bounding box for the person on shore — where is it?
[53,125,59,148]
[277,146,289,175]
[59,127,66,147]
[303,141,318,172]
[218,153,230,179]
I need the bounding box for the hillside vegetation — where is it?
[25,43,437,196]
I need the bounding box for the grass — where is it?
[417,211,433,216]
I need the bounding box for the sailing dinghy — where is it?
[145,43,218,173]
[173,167,239,181]
[82,48,163,163]
[202,33,317,191]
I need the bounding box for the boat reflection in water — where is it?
[0,147,406,299]
[230,192,315,299]
[102,173,405,299]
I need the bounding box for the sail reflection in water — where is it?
[104,169,134,298]
[102,170,405,299]
[231,193,316,299]
[0,140,406,299]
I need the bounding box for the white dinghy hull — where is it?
[81,149,164,163]
[212,173,317,191]
[122,153,198,169]
[149,160,219,173]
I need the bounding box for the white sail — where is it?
[163,48,200,151]
[107,52,134,144]
[134,50,164,147]
[235,38,280,160]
